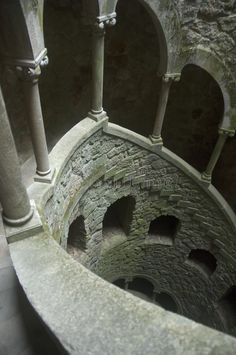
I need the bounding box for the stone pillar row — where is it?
[0,86,33,226]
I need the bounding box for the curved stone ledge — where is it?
[9,233,236,355]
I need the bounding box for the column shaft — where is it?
[151,77,172,142]
[202,128,235,182]
[22,79,50,175]
[88,18,116,121]
[91,24,105,115]
[17,65,51,176]
[0,86,33,225]
[150,73,180,144]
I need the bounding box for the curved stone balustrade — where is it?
[9,117,236,353]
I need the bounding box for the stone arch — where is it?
[179,46,236,130]
[111,275,182,313]
[111,275,156,301]
[147,215,180,246]
[155,292,179,313]
[162,62,225,172]
[110,273,158,291]
[85,0,182,74]
[104,0,161,136]
[114,0,168,74]
[41,0,91,143]
[128,277,154,299]
[186,249,217,278]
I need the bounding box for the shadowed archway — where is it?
[162,64,224,173]
[104,0,163,137]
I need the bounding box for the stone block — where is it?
[178,200,192,208]
[132,175,146,185]
[104,166,118,180]
[202,222,213,230]
[169,194,182,202]
[123,171,137,183]
[160,190,173,197]
[83,203,97,219]
[157,200,168,209]
[151,184,161,192]
[140,179,155,190]
[4,202,43,244]
[207,230,220,239]
[113,168,129,182]
[194,214,207,223]
[186,207,198,215]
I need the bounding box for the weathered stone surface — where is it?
[38,120,236,337]
[9,233,236,355]
[1,0,236,214]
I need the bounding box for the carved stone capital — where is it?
[104,17,116,27]
[15,54,48,82]
[93,21,106,35]
[163,73,181,83]
[15,64,41,83]
[93,16,116,34]
[218,127,235,138]
[40,55,49,68]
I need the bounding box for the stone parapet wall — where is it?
[9,233,236,355]
[31,117,236,336]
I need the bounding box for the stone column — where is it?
[124,279,129,290]
[0,86,33,226]
[88,18,116,121]
[150,73,180,145]
[202,128,235,182]
[16,63,51,177]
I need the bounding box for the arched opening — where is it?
[113,278,126,289]
[104,0,161,136]
[162,64,224,172]
[103,196,135,237]
[67,215,86,253]
[128,277,154,300]
[40,0,91,149]
[147,215,179,245]
[187,249,217,277]
[112,277,180,313]
[155,292,178,313]
[217,286,236,332]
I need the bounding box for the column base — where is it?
[4,201,43,244]
[149,135,163,145]
[34,168,55,184]
[88,110,107,122]
[3,207,34,227]
[36,168,51,176]
[201,172,212,184]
